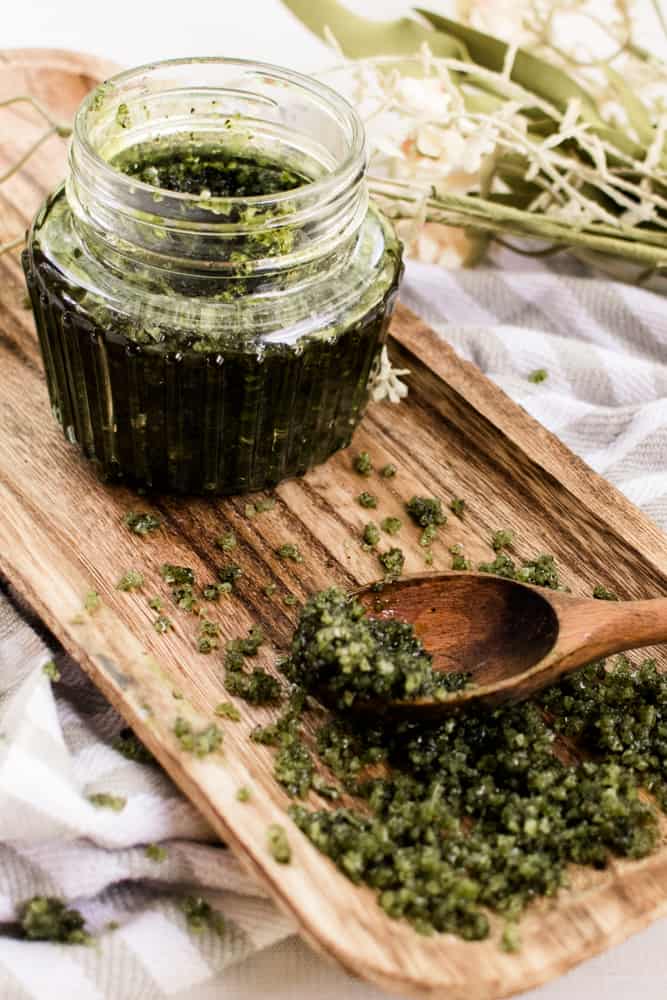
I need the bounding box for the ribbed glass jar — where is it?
[23,58,402,494]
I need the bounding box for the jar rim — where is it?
[74,55,367,209]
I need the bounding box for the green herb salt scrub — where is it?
[23,59,402,494]
[271,584,667,944]
[289,662,661,940]
[283,587,470,708]
[106,440,666,948]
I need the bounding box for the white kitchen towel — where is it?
[1,247,667,998]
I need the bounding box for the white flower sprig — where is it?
[368,346,410,404]
[309,0,667,274]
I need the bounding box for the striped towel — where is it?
[402,248,667,527]
[1,248,667,998]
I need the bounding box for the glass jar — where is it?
[23,58,402,495]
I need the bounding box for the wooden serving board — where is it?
[3,49,667,1000]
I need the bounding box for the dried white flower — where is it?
[393,76,452,121]
[457,119,499,173]
[368,347,410,404]
[316,0,667,273]
[546,198,595,227]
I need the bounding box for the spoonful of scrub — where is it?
[283,576,667,716]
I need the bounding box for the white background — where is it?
[4,1,667,997]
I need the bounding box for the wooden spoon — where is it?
[356,572,667,715]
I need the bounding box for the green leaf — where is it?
[484,190,539,210]
[491,169,542,209]
[282,0,468,60]
[416,10,645,160]
[416,10,597,113]
[461,88,505,116]
[604,66,654,146]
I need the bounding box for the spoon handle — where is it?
[549,595,667,675]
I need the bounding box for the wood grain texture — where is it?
[2,49,667,1000]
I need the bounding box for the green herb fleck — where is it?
[116,570,144,592]
[381,516,402,535]
[449,498,466,518]
[227,625,264,658]
[18,897,90,945]
[225,668,282,705]
[148,596,164,611]
[180,896,225,936]
[218,563,242,588]
[245,498,276,518]
[256,694,315,797]
[202,582,231,601]
[113,727,154,764]
[420,525,437,548]
[84,590,101,614]
[491,529,514,551]
[161,564,195,586]
[88,793,126,812]
[379,547,405,581]
[380,463,397,479]
[42,660,60,682]
[197,618,220,654]
[174,586,197,612]
[225,648,245,672]
[161,565,198,611]
[276,543,303,563]
[284,594,298,607]
[312,774,340,800]
[593,584,620,601]
[478,552,517,578]
[357,491,378,509]
[449,544,471,571]
[264,583,278,597]
[362,522,380,549]
[123,511,162,536]
[275,738,314,798]
[115,102,131,129]
[215,701,241,721]
[173,718,223,757]
[267,823,291,864]
[215,532,236,552]
[236,786,251,802]
[515,554,561,589]
[406,496,446,528]
[501,923,521,953]
[354,451,373,476]
[145,843,167,863]
[153,614,172,634]
[528,368,548,384]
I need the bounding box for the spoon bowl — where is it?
[356,572,667,715]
